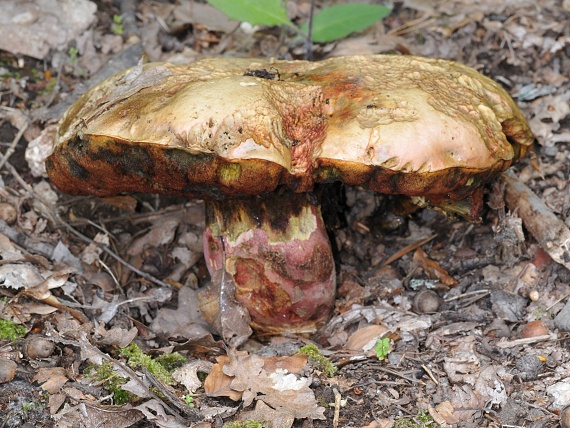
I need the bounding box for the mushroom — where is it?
[46,55,533,334]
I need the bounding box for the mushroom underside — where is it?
[45,136,511,205]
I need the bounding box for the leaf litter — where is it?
[0,0,569,427]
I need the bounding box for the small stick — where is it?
[382,234,438,267]
[494,334,552,349]
[332,388,341,428]
[60,220,172,289]
[0,122,27,171]
[501,170,570,270]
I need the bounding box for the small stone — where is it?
[0,358,17,383]
[0,202,17,224]
[412,289,442,314]
[554,300,570,332]
[515,354,543,381]
[25,337,56,359]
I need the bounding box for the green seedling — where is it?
[223,421,264,428]
[0,318,26,341]
[207,0,391,43]
[183,394,196,408]
[111,14,124,36]
[374,337,391,361]
[298,343,337,377]
[67,47,79,66]
[394,410,440,427]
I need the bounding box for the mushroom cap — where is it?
[46,55,533,201]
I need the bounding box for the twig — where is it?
[493,334,553,349]
[0,219,55,259]
[444,289,490,303]
[141,367,201,421]
[421,364,439,386]
[501,170,570,270]
[59,219,172,289]
[0,122,28,171]
[382,234,438,267]
[332,388,341,428]
[1,160,33,192]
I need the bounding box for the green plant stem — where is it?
[306,0,316,60]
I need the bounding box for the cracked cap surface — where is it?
[46,54,534,200]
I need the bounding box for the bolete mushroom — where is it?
[46,55,533,334]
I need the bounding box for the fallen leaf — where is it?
[221,349,325,419]
[238,400,295,428]
[345,324,390,352]
[413,248,458,286]
[204,356,242,401]
[33,367,69,393]
[93,324,138,348]
[173,360,214,394]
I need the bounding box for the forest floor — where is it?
[0,0,569,427]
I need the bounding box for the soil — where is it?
[0,1,569,427]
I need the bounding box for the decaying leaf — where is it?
[345,324,390,352]
[173,360,214,394]
[93,323,138,348]
[204,350,324,420]
[237,400,295,428]
[150,286,212,340]
[32,367,69,393]
[52,402,144,428]
[413,248,458,286]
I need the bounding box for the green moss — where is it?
[394,411,440,428]
[154,352,187,371]
[119,343,185,385]
[85,361,133,405]
[21,400,44,414]
[0,318,26,341]
[222,421,264,428]
[297,343,337,377]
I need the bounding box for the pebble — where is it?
[0,202,17,224]
[25,336,56,359]
[0,358,17,383]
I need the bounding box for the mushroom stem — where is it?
[200,191,336,333]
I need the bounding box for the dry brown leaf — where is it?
[413,248,458,286]
[54,402,144,428]
[204,356,242,401]
[33,367,69,393]
[0,233,24,262]
[222,349,325,419]
[430,401,460,425]
[262,354,308,374]
[127,213,182,256]
[238,400,295,428]
[358,419,393,428]
[48,393,66,415]
[345,324,390,352]
[205,350,324,419]
[93,323,138,348]
[150,286,212,340]
[173,360,214,394]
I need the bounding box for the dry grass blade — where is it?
[382,234,438,267]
